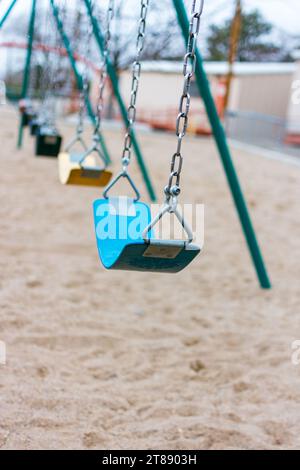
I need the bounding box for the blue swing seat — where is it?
[93,197,200,273]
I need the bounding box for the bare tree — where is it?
[95,0,184,118]
[95,0,184,71]
[2,0,184,107]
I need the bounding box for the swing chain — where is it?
[164,0,204,203]
[77,0,94,138]
[94,0,115,137]
[103,0,149,200]
[121,0,150,170]
[40,3,54,126]
[50,1,66,128]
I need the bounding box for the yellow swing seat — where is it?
[58,133,113,187]
[58,152,112,187]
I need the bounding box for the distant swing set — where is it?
[58,1,113,188]
[0,0,271,287]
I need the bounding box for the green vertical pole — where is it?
[84,0,156,202]
[49,0,111,164]
[17,0,36,148]
[173,0,271,289]
[0,0,18,30]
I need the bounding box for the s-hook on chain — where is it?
[164,0,204,204]
[121,0,150,171]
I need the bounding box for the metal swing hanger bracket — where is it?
[103,170,141,202]
[78,134,107,169]
[65,134,88,153]
[142,197,194,244]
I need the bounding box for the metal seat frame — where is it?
[58,135,112,187]
[93,173,200,273]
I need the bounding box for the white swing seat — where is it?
[58,152,112,187]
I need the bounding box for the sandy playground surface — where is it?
[0,105,300,450]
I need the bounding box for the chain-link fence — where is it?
[225,110,300,158]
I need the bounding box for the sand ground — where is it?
[0,105,300,450]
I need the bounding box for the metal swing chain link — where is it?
[49,1,66,128]
[93,0,114,139]
[121,0,150,171]
[165,0,204,201]
[41,3,54,125]
[77,1,94,137]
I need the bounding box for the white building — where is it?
[122,61,295,115]
[90,59,300,146]
[118,61,298,140]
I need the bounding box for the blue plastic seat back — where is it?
[93,197,153,269]
[93,197,200,273]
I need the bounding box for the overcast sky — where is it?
[1,0,300,36]
[0,0,300,78]
[203,0,300,36]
